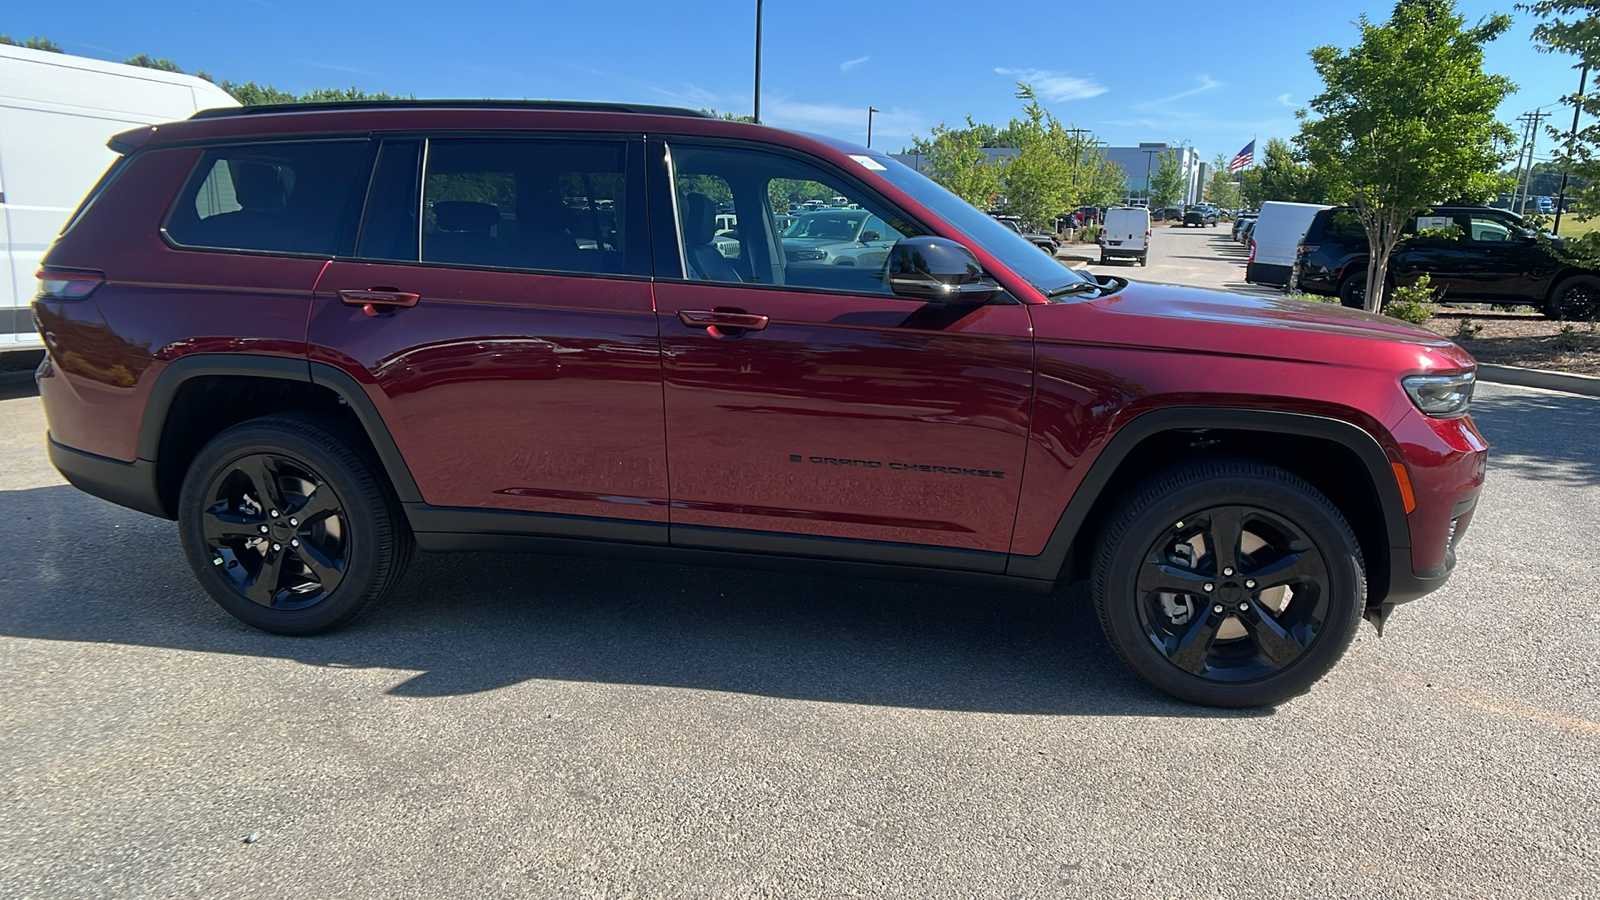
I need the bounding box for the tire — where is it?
[1138,253,1148,266]
[1337,273,1367,309]
[178,412,414,635]
[1091,460,1366,707]
[1547,274,1600,320]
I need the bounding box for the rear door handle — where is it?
[339,288,420,316]
[677,309,770,333]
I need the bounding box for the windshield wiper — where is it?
[1045,281,1104,298]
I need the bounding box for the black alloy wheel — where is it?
[199,452,348,611]
[1549,274,1600,320]
[1093,460,1365,707]
[179,413,413,635]
[1338,273,1367,309]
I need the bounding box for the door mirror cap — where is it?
[887,236,998,303]
[860,230,881,243]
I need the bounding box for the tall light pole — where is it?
[1556,65,1588,234]
[867,107,879,148]
[1142,149,1158,206]
[752,0,763,124]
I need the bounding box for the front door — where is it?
[653,141,1034,569]
[308,136,668,533]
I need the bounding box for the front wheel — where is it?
[178,413,414,635]
[1092,460,1366,707]
[1338,273,1368,309]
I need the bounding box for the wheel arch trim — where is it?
[1006,407,1410,584]
[135,353,423,505]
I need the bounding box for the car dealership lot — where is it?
[0,371,1596,898]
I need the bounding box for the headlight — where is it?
[1402,372,1475,417]
[791,249,827,261]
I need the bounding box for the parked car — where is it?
[780,209,900,267]
[1296,206,1597,317]
[1246,201,1332,287]
[34,99,1485,708]
[1101,205,1151,265]
[1183,205,1220,228]
[991,215,1059,254]
[1152,206,1184,223]
[1232,214,1258,243]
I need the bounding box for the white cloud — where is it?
[993,67,1107,102]
[1137,75,1221,110]
[840,56,869,73]
[1277,93,1296,108]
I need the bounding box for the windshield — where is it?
[783,212,865,240]
[876,158,1090,295]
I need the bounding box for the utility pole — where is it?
[1556,67,1588,234]
[867,107,878,148]
[1515,110,1552,215]
[752,0,763,124]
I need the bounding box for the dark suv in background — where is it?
[1297,205,1600,317]
[34,100,1486,707]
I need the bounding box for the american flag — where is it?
[1228,140,1255,172]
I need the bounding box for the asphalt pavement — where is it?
[1,274,1597,896]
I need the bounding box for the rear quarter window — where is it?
[164,141,370,256]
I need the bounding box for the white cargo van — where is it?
[1245,200,1330,287]
[1100,206,1151,266]
[0,45,237,352]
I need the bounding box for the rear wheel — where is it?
[1548,274,1600,320]
[1092,460,1366,707]
[178,413,413,635]
[1337,273,1367,308]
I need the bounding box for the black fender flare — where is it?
[1005,407,1411,585]
[136,353,423,507]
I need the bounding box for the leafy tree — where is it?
[220,81,408,105]
[1254,138,1330,205]
[1297,0,1516,311]
[1207,154,1242,208]
[125,53,183,73]
[0,34,63,52]
[1148,151,1185,208]
[1520,0,1600,254]
[908,116,1002,209]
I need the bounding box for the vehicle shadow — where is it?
[0,371,41,402]
[1471,384,1600,487]
[0,483,1250,718]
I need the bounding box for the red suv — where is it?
[33,101,1487,707]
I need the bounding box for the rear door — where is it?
[308,135,668,536]
[652,139,1034,568]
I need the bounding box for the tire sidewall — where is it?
[178,420,388,635]
[1096,472,1365,707]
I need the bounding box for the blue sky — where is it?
[8,1,1581,165]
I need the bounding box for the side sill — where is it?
[49,437,171,519]
[413,530,1056,594]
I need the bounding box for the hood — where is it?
[1033,281,1475,371]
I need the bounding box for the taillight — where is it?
[1248,240,1256,263]
[1298,243,1320,255]
[35,269,104,300]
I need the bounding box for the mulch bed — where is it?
[1423,310,1600,376]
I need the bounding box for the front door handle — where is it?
[678,309,769,334]
[339,288,420,317]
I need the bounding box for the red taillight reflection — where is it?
[1248,240,1256,264]
[35,270,104,300]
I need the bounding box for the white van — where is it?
[0,45,238,353]
[1245,200,1330,287]
[1100,206,1151,266]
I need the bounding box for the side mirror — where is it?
[887,236,998,303]
[860,230,881,243]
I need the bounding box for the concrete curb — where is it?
[1477,363,1600,397]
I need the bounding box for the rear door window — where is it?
[418,138,641,276]
[165,141,369,255]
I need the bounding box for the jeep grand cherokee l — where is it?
[33,100,1486,707]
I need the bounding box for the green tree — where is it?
[908,116,1002,209]
[1297,0,1516,311]
[0,34,63,52]
[1148,151,1185,208]
[1520,0,1600,255]
[219,81,408,105]
[1254,138,1330,204]
[124,53,183,72]
[1207,154,1242,208]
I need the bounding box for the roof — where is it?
[189,99,712,120]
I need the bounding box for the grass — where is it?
[1550,215,1600,238]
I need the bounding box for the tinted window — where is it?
[166,142,368,255]
[668,143,917,295]
[357,140,422,261]
[420,138,633,276]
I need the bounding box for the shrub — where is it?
[1455,317,1483,340]
[1383,273,1437,324]
[1284,290,1338,303]
[1554,323,1585,353]
[1078,225,1103,243]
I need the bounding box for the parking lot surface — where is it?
[1083,221,1282,297]
[2,325,1597,896]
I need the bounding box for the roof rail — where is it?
[190,99,715,120]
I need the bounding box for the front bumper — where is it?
[1379,407,1488,606]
